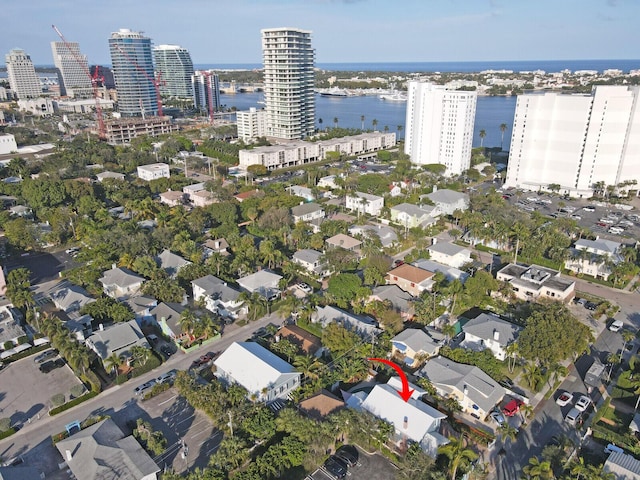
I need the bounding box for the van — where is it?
[564,407,582,427]
[605,443,624,455]
[609,319,624,332]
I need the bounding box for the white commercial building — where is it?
[505,86,640,197]
[404,82,477,175]
[237,108,267,142]
[51,41,93,98]
[137,163,170,181]
[262,27,315,140]
[5,48,41,99]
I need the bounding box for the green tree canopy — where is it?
[327,273,363,308]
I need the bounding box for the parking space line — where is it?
[189,427,211,439]
[176,414,196,426]
[159,395,177,405]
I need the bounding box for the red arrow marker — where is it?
[368,357,415,402]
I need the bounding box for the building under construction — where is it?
[105,116,177,144]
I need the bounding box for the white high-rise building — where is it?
[153,45,194,99]
[261,27,315,140]
[5,49,41,99]
[192,71,220,114]
[404,82,477,175]
[51,41,92,98]
[505,86,640,197]
[109,29,157,118]
[237,108,267,142]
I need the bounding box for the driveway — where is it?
[309,445,397,480]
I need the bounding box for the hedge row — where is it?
[0,428,16,440]
[142,382,170,401]
[49,391,99,416]
[3,343,51,363]
[592,422,640,455]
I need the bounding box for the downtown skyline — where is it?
[1,0,638,67]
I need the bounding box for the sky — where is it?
[2,0,638,66]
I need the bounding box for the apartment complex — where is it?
[505,86,640,197]
[153,45,194,99]
[105,117,177,144]
[192,70,221,114]
[404,82,477,175]
[5,48,41,99]
[237,108,267,142]
[261,27,315,140]
[239,132,395,170]
[108,29,158,117]
[51,41,92,98]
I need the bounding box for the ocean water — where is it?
[222,92,517,150]
[199,59,640,73]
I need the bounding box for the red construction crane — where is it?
[113,44,165,117]
[201,71,215,125]
[52,25,106,140]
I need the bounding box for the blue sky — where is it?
[3,0,638,66]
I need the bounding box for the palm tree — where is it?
[372,118,378,130]
[505,342,519,373]
[447,279,464,316]
[318,117,323,131]
[397,125,403,140]
[293,354,322,380]
[519,403,534,425]
[622,329,635,354]
[570,457,590,480]
[333,117,339,129]
[499,123,508,150]
[384,125,389,133]
[522,362,544,392]
[442,323,457,344]
[179,310,197,337]
[498,423,518,445]
[522,456,554,479]
[547,362,568,387]
[606,351,622,381]
[438,436,478,480]
[510,221,529,265]
[104,353,122,376]
[479,129,487,148]
[360,115,365,130]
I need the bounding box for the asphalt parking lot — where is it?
[136,387,222,473]
[308,445,397,480]
[0,351,84,428]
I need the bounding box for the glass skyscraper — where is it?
[153,45,194,100]
[261,28,315,140]
[108,29,158,117]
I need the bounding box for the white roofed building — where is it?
[137,163,170,181]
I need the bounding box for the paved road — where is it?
[0,312,282,464]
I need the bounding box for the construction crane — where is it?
[201,71,215,125]
[52,25,106,140]
[113,44,164,117]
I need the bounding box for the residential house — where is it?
[369,284,414,320]
[348,224,398,249]
[191,275,245,318]
[65,314,94,341]
[152,302,186,340]
[191,190,216,207]
[390,203,438,229]
[386,264,435,297]
[137,162,170,181]
[427,242,472,269]
[234,189,262,203]
[124,295,158,324]
[412,259,469,283]
[214,341,301,401]
[9,205,32,218]
[0,305,27,357]
[159,190,184,207]
[312,305,381,339]
[318,175,339,189]
[85,320,150,362]
[417,356,507,419]
[287,185,315,202]
[56,418,160,480]
[460,313,522,361]
[95,171,125,182]
[99,267,145,300]
[156,249,191,278]
[497,263,575,302]
[391,328,445,367]
[299,389,345,420]
[236,269,283,300]
[325,233,362,253]
[292,249,329,277]
[423,188,469,215]
[202,238,230,257]
[565,238,623,280]
[50,282,95,313]
[291,202,325,223]
[182,182,206,197]
[277,324,322,356]
[359,378,448,457]
[388,184,402,197]
[604,451,640,479]
[345,191,384,217]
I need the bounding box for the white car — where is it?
[609,319,624,332]
[297,283,312,293]
[575,395,591,412]
[556,392,574,407]
[489,410,506,426]
[583,206,596,212]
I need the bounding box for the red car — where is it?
[502,399,524,417]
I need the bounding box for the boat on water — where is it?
[379,91,407,102]
[319,87,349,97]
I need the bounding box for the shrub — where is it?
[0,417,11,432]
[49,391,98,416]
[80,370,102,393]
[3,341,13,350]
[142,381,170,401]
[51,393,65,407]
[130,353,162,378]
[0,428,16,440]
[70,384,86,398]
[17,335,29,345]
[116,373,129,385]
